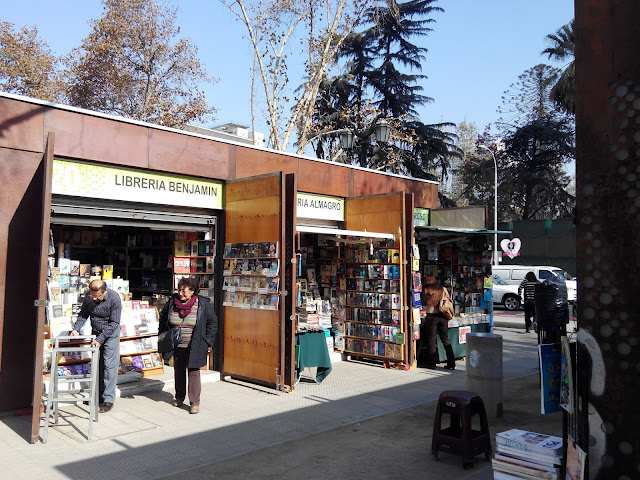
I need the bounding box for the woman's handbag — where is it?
[439,289,455,320]
[157,326,182,353]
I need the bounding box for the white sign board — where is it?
[296,193,344,221]
[414,208,429,227]
[52,159,223,209]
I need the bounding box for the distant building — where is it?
[184,122,265,147]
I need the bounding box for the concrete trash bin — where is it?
[466,332,503,418]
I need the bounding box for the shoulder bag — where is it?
[157,323,183,353]
[439,288,455,320]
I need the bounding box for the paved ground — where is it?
[0,326,562,480]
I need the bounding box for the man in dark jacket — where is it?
[71,279,121,412]
[518,272,539,333]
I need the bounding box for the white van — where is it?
[492,265,577,302]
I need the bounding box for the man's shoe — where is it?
[99,402,113,413]
[172,399,184,407]
[190,404,199,415]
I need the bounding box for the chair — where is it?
[431,390,492,469]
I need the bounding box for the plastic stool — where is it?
[431,390,492,469]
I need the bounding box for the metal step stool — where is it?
[42,335,100,442]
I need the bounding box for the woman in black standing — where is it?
[421,276,456,370]
[159,276,218,414]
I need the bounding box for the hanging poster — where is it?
[565,434,586,480]
[539,343,562,414]
[560,336,574,414]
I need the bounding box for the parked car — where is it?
[492,274,523,311]
[493,265,577,303]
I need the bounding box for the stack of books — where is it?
[492,429,563,479]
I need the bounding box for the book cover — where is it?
[102,265,114,280]
[142,354,153,369]
[58,257,71,275]
[560,336,574,414]
[496,429,563,458]
[120,356,135,372]
[50,266,61,282]
[174,241,186,257]
[565,435,586,480]
[539,343,562,414]
[70,260,80,276]
[131,355,145,371]
[150,352,163,367]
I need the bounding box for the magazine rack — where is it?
[42,335,100,443]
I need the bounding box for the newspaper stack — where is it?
[492,429,563,480]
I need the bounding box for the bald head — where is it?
[89,279,107,298]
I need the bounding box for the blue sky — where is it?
[3,0,574,146]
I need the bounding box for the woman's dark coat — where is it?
[159,294,218,369]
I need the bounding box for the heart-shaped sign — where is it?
[500,238,521,259]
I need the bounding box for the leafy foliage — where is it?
[497,64,561,126]
[308,0,461,180]
[542,20,575,115]
[63,0,215,128]
[0,20,61,101]
[221,0,374,152]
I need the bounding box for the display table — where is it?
[295,331,332,383]
[436,323,490,362]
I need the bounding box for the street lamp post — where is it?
[339,118,391,166]
[479,145,498,266]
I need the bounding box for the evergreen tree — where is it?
[365,0,442,117]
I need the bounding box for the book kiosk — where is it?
[45,160,224,388]
[0,92,441,442]
[293,192,410,370]
[413,206,510,366]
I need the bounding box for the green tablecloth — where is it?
[296,331,332,382]
[436,323,490,362]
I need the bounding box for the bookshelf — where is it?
[221,241,280,310]
[342,240,405,362]
[118,306,164,377]
[173,237,216,300]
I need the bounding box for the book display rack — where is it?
[342,240,405,361]
[118,305,163,376]
[222,241,280,310]
[173,232,216,300]
[419,235,492,339]
[295,240,343,337]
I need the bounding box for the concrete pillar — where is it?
[466,332,503,418]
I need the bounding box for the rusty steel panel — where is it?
[574,1,640,478]
[45,108,149,168]
[234,148,298,180]
[395,177,438,208]
[223,174,283,385]
[351,169,400,197]
[0,148,46,412]
[297,159,350,195]
[0,97,44,153]
[149,129,231,179]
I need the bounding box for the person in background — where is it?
[518,271,539,333]
[421,276,456,370]
[159,276,218,414]
[71,279,121,413]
